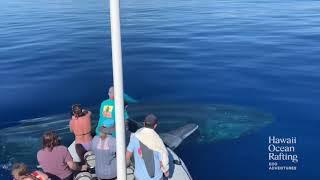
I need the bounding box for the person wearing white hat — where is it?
[91,125,117,180]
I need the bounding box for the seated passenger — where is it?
[126,114,170,180]
[37,131,78,180]
[95,86,130,136]
[91,126,117,180]
[70,104,92,165]
[11,163,49,180]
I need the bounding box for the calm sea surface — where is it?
[1,0,320,179]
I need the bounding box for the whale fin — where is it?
[160,124,199,149]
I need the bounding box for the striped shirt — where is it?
[91,136,117,179]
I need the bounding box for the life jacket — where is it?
[70,112,92,144]
[30,171,45,180]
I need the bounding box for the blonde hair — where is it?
[12,163,28,177]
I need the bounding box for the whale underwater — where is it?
[0,103,273,173]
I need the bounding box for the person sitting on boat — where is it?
[11,163,49,180]
[91,125,117,180]
[95,86,131,136]
[37,131,79,180]
[69,104,92,165]
[126,114,170,180]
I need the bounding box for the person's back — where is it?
[70,110,92,147]
[70,104,93,166]
[127,134,164,180]
[37,132,78,180]
[37,145,73,179]
[91,126,117,179]
[126,114,169,180]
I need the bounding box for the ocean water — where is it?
[1,0,320,179]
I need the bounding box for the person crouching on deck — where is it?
[69,104,92,165]
[126,114,170,180]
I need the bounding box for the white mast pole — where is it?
[109,0,127,179]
